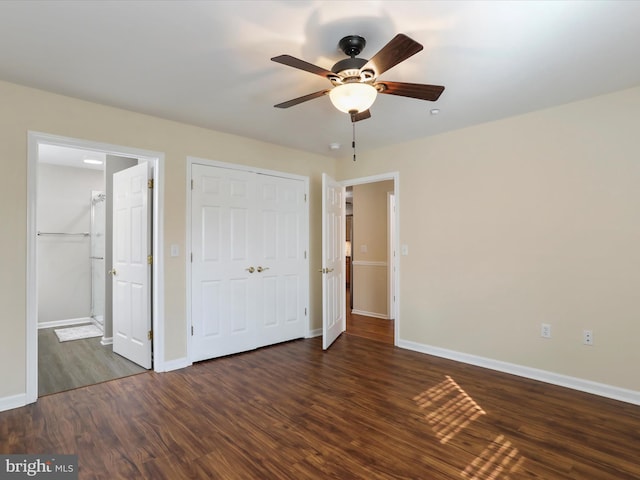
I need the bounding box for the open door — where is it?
[112,162,152,369]
[322,173,346,349]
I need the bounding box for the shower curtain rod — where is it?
[37,231,89,237]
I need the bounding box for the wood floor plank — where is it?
[38,326,146,396]
[346,310,394,345]
[2,335,640,479]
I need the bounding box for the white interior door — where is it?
[112,162,152,369]
[253,173,306,346]
[322,173,345,349]
[191,165,256,361]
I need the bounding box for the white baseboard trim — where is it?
[307,328,322,338]
[91,317,104,329]
[0,393,27,413]
[351,309,389,320]
[159,357,191,373]
[351,260,387,267]
[38,317,92,330]
[100,337,113,346]
[398,339,640,406]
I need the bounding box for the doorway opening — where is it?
[344,179,396,345]
[26,132,165,403]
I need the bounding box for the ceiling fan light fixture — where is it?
[329,82,377,114]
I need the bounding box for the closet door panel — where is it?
[200,280,221,336]
[191,165,256,361]
[254,174,306,347]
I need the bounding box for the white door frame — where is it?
[185,156,310,363]
[26,131,166,404]
[341,172,400,344]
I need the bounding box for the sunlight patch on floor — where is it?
[414,376,526,479]
[413,375,486,444]
[461,434,524,480]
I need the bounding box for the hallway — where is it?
[345,288,394,345]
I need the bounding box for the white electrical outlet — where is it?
[541,323,551,338]
[583,330,593,346]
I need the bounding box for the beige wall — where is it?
[0,80,334,400]
[352,181,393,317]
[338,85,640,392]
[3,77,640,404]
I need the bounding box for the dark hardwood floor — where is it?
[345,287,394,345]
[346,312,394,345]
[38,326,146,396]
[3,334,640,479]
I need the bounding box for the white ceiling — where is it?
[38,144,106,170]
[2,0,640,160]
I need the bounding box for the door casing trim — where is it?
[340,172,400,345]
[26,131,165,404]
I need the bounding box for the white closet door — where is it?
[191,165,257,361]
[191,164,307,362]
[253,173,306,347]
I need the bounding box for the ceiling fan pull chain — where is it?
[352,122,357,162]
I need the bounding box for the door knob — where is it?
[245,266,255,273]
[256,266,270,273]
[108,269,117,276]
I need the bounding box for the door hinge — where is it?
[190,252,193,263]
[148,179,154,189]
[148,330,153,340]
[304,193,307,202]
[191,179,194,190]
[304,250,307,259]
[305,307,307,316]
[191,325,194,336]
[147,254,153,265]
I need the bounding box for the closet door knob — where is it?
[245,266,255,273]
[108,269,117,276]
[256,266,270,273]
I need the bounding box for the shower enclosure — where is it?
[90,191,106,328]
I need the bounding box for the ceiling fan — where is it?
[271,33,445,123]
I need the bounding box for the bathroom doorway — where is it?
[27,132,165,403]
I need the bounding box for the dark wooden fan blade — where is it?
[271,54,335,79]
[274,89,330,109]
[377,81,445,101]
[350,109,371,123]
[361,34,423,77]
